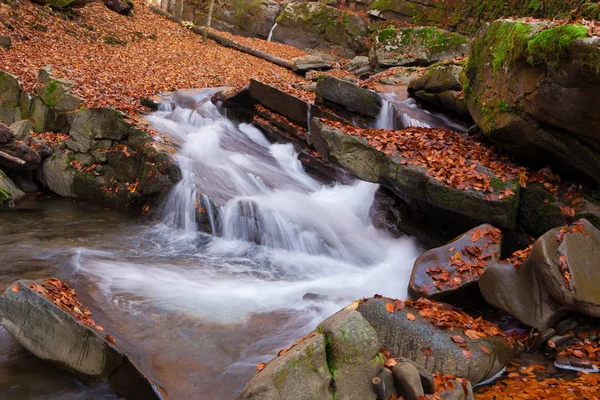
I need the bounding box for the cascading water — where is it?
[267,22,277,42]
[0,88,420,399]
[374,93,397,130]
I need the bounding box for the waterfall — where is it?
[400,113,432,129]
[374,98,396,130]
[267,22,277,42]
[306,103,312,134]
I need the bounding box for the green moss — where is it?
[490,177,506,191]
[377,28,397,43]
[42,80,60,107]
[324,334,337,377]
[0,188,10,203]
[369,0,393,12]
[527,24,589,67]
[487,22,532,73]
[102,35,127,46]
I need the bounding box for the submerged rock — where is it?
[462,19,600,183]
[409,224,502,299]
[370,27,469,68]
[0,279,164,400]
[480,219,600,330]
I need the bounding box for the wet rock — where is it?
[9,120,33,143]
[237,332,331,400]
[376,368,398,398]
[211,0,280,39]
[310,119,520,229]
[409,224,502,300]
[397,357,435,394]
[462,19,600,184]
[414,90,470,118]
[103,0,133,15]
[317,308,382,400]
[292,55,331,74]
[480,219,600,330]
[65,108,130,153]
[273,2,368,58]
[248,79,310,127]
[315,76,382,118]
[0,168,25,207]
[355,297,515,384]
[371,27,469,68]
[0,35,10,50]
[0,280,164,400]
[392,361,424,400]
[36,78,84,112]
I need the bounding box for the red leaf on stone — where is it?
[422,347,433,356]
[407,313,416,321]
[385,302,394,313]
[452,335,466,345]
[462,349,473,359]
[480,345,491,355]
[394,299,405,311]
[11,284,19,293]
[105,334,116,345]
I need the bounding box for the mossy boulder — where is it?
[317,309,383,400]
[211,0,280,39]
[462,19,600,184]
[237,332,332,400]
[274,2,368,58]
[370,26,469,68]
[31,0,94,10]
[408,64,463,94]
[0,71,24,125]
[36,79,84,112]
[367,0,437,23]
[310,118,520,229]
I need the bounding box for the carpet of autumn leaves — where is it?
[0,0,310,115]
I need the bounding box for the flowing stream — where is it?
[0,89,420,399]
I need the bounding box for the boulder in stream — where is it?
[0,168,25,207]
[355,296,516,384]
[409,224,502,300]
[310,118,521,229]
[480,219,600,330]
[248,79,310,128]
[315,76,382,118]
[0,279,165,400]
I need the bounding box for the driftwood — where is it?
[149,7,294,70]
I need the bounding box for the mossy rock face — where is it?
[274,2,368,57]
[36,79,83,112]
[237,333,331,400]
[311,119,520,229]
[371,26,469,68]
[211,0,280,38]
[408,65,463,94]
[462,19,600,183]
[0,71,23,125]
[317,309,382,400]
[367,0,435,24]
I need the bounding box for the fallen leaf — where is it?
[480,345,491,355]
[384,358,397,368]
[462,349,472,359]
[105,334,116,345]
[407,313,416,321]
[464,330,480,340]
[394,299,405,311]
[11,284,19,293]
[256,362,267,371]
[422,347,433,356]
[385,302,394,313]
[95,325,104,331]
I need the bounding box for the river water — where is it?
[0,89,420,399]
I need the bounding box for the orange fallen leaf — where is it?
[256,362,267,372]
[407,313,416,321]
[384,358,397,368]
[422,347,433,356]
[385,302,394,313]
[105,334,116,345]
[95,325,104,331]
[480,345,491,355]
[464,329,480,340]
[394,299,405,311]
[462,349,472,359]
[11,284,19,293]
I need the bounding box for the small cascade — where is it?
[374,96,396,130]
[400,113,432,129]
[267,22,278,42]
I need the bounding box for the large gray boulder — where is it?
[355,297,515,384]
[310,118,520,229]
[370,27,469,68]
[0,280,164,399]
[0,71,25,125]
[409,224,502,299]
[409,65,463,94]
[211,0,280,38]
[480,219,600,330]
[248,79,310,128]
[42,152,76,197]
[316,76,382,118]
[36,78,84,112]
[237,332,332,400]
[462,20,600,184]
